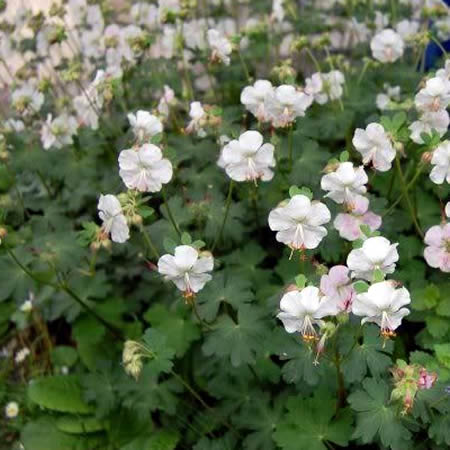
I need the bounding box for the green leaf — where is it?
[56,416,105,434]
[181,232,192,245]
[288,185,302,198]
[295,274,307,289]
[138,205,155,219]
[51,346,78,368]
[273,391,353,450]
[122,430,180,450]
[28,375,93,414]
[143,304,200,357]
[196,272,254,322]
[339,150,349,162]
[372,268,385,283]
[354,281,370,294]
[348,378,412,448]
[163,237,177,253]
[340,325,393,383]
[434,343,450,369]
[202,305,267,367]
[142,328,176,375]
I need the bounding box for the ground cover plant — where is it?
[0,0,450,449]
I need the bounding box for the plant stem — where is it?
[139,225,160,260]
[6,247,123,340]
[161,187,182,238]
[238,48,251,83]
[212,180,234,252]
[334,347,346,410]
[383,164,424,217]
[357,60,371,85]
[394,157,424,238]
[288,125,294,171]
[304,48,321,73]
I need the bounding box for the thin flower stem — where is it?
[6,247,123,340]
[324,46,344,111]
[394,157,424,238]
[238,48,251,83]
[383,164,424,217]
[288,125,294,171]
[139,225,160,260]
[305,48,321,73]
[212,180,234,252]
[161,187,182,238]
[429,35,448,58]
[357,60,371,85]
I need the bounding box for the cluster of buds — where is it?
[122,340,144,380]
[391,360,437,414]
[117,191,145,227]
[271,59,296,84]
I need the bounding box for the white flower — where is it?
[118,143,173,192]
[430,141,450,184]
[321,162,368,206]
[217,130,275,182]
[98,194,130,243]
[240,80,274,122]
[15,347,30,364]
[376,83,401,110]
[207,29,232,65]
[11,82,44,115]
[409,110,450,144]
[352,123,396,172]
[128,110,163,142]
[186,101,206,134]
[158,245,213,296]
[264,85,313,128]
[395,19,419,41]
[271,0,285,22]
[305,71,345,105]
[277,286,339,338]
[268,195,331,250]
[446,201,450,218]
[352,281,410,336]
[415,77,450,113]
[436,59,450,81]
[370,29,404,63]
[5,401,19,419]
[4,119,25,133]
[41,114,78,150]
[157,85,176,117]
[347,236,399,281]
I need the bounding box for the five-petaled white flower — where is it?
[119,143,173,192]
[240,80,274,122]
[429,140,450,184]
[352,281,410,337]
[41,113,78,150]
[264,85,313,128]
[321,162,368,206]
[352,122,395,172]
[305,70,345,105]
[268,194,331,250]
[218,130,275,182]
[98,194,130,243]
[11,82,44,115]
[409,111,450,144]
[370,29,404,63]
[207,29,232,65]
[277,286,339,339]
[158,245,213,297]
[347,236,399,281]
[415,77,450,113]
[128,110,163,142]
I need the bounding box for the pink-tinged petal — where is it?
[424,246,449,271]
[424,225,444,247]
[328,265,351,285]
[362,212,382,230]
[334,214,362,241]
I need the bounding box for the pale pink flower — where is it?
[424,223,450,272]
[320,265,354,312]
[333,197,382,241]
